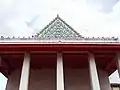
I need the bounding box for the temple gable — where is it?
[37,15,82,40]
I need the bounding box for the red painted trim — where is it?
[0,43,119,76]
[0,44,120,51]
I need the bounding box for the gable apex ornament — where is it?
[37,15,83,40]
[57,14,59,17]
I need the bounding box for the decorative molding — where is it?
[0,35,118,41]
[37,15,82,40]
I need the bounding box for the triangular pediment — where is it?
[37,15,82,40]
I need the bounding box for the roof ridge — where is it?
[0,35,118,41]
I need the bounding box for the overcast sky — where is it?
[0,0,120,89]
[0,0,120,37]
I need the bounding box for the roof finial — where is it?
[57,14,59,18]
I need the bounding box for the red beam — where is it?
[0,44,120,51]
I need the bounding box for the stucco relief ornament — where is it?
[37,15,83,40]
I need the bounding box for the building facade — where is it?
[0,15,120,90]
[111,83,120,90]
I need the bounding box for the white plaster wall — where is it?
[5,68,111,90]
[112,87,120,90]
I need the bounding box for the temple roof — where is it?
[0,15,118,43]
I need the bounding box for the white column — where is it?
[88,53,101,90]
[19,53,30,90]
[57,52,64,90]
[116,52,120,77]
